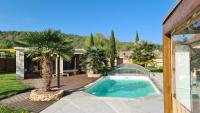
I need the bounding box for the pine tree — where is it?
[109,30,117,67]
[89,33,94,46]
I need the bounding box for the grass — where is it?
[0,105,29,113]
[0,73,33,100]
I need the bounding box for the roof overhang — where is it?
[163,0,200,35]
[14,47,86,55]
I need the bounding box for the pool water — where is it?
[85,76,159,98]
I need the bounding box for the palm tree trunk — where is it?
[41,56,52,91]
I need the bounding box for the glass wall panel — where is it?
[172,35,193,111]
[172,33,200,113]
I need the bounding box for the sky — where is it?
[0,0,176,44]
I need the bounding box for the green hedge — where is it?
[147,67,163,73]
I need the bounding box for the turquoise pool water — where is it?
[85,76,158,98]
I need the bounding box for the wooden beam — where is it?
[163,0,200,34]
[163,34,173,113]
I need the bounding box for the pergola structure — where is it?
[15,47,85,80]
[163,0,200,113]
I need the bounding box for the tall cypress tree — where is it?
[135,32,139,42]
[89,33,94,46]
[109,30,117,67]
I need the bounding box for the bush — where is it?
[97,66,113,76]
[147,67,163,73]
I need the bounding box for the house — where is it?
[117,51,132,64]
[153,51,163,67]
[163,0,200,113]
[15,47,85,80]
[117,50,163,67]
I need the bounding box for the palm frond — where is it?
[16,29,74,62]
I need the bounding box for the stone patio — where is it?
[41,91,163,113]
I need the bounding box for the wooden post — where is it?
[74,56,77,75]
[163,34,173,113]
[57,56,60,88]
[5,57,7,73]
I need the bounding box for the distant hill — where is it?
[0,31,161,51]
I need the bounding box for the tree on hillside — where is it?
[0,39,14,48]
[89,33,94,46]
[16,29,73,91]
[94,33,110,58]
[109,30,117,67]
[131,41,156,67]
[0,31,136,51]
[64,34,86,49]
[95,33,107,49]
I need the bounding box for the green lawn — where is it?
[0,73,33,100]
[0,105,29,113]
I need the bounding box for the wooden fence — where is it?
[0,58,16,73]
[173,97,190,113]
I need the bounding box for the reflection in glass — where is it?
[173,34,200,113]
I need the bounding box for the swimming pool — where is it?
[85,76,160,98]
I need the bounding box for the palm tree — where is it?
[16,29,73,91]
[81,47,108,74]
[131,41,156,67]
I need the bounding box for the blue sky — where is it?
[0,0,175,44]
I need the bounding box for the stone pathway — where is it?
[0,75,98,113]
